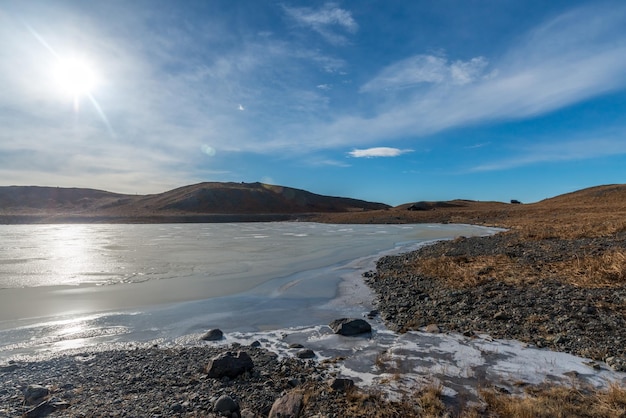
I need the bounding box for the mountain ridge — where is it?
[0,182,389,223]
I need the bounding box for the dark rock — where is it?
[329,318,372,336]
[214,394,239,414]
[24,384,49,405]
[288,343,304,349]
[268,391,303,418]
[201,328,224,341]
[329,378,354,392]
[24,397,69,418]
[493,311,508,321]
[206,351,254,378]
[250,340,261,347]
[0,363,19,373]
[296,349,315,359]
[580,306,596,315]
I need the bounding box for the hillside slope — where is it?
[0,182,389,223]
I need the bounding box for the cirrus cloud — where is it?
[348,147,413,158]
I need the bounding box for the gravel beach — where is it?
[366,232,626,368]
[0,343,363,417]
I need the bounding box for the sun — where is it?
[53,56,98,98]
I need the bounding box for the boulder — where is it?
[206,351,254,378]
[24,385,49,405]
[329,318,371,336]
[329,378,354,392]
[24,397,70,418]
[201,328,224,341]
[213,394,239,415]
[296,349,315,359]
[269,392,303,418]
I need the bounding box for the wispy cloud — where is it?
[360,55,489,92]
[307,3,626,149]
[283,3,358,45]
[471,135,626,172]
[348,147,413,158]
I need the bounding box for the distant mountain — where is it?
[0,182,390,223]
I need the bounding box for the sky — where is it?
[1,0,625,206]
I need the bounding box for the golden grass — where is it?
[478,383,626,418]
[412,254,534,288]
[408,248,626,289]
[340,384,450,418]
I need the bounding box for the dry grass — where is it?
[412,254,536,288]
[303,381,626,417]
[565,249,626,287]
[408,248,626,289]
[339,384,451,418]
[478,383,626,418]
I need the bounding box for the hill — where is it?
[0,182,389,223]
[312,184,626,238]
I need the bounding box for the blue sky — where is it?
[1,0,625,205]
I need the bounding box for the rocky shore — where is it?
[366,232,626,370]
[0,342,367,418]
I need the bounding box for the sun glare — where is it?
[54,56,98,98]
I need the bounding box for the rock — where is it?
[580,306,596,315]
[240,409,258,418]
[366,309,379,319]
[0,363,19,373]
[250,340,261,347]
[329,318,372,336]
[296,349,315,359]
[288,343,304,348]
[24,384,49,405]
[214,394,239,415]
[493,311,508,321]
[206,351,254,378]
[329,378,354,392]
[24,397,69,418]
[269,392,303,418]
[424,324,441,333]
[606,356,626,372]
[201,328,224,341]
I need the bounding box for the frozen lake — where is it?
[1,222,623,400]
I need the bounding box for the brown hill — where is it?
[0,182,389,223]
[313,184,626,239]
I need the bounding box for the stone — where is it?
[329,378,354,392]
[606,356,626,372]
[201,328,224,341]
[493,311,508,321]
[24,385,49,405]
[296,349,315,359]
[0,363,19,373]
[424,324,441,333]
[328,318,371,336]
[269,392,303,418]
[24,397,69,418]
[206,351,254,378]
[250,340,261,347]
[214,394,239,415]
[366,309,379,319]
[580,306,596,315]
[288,343,304,349]
[240,409,258,418]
